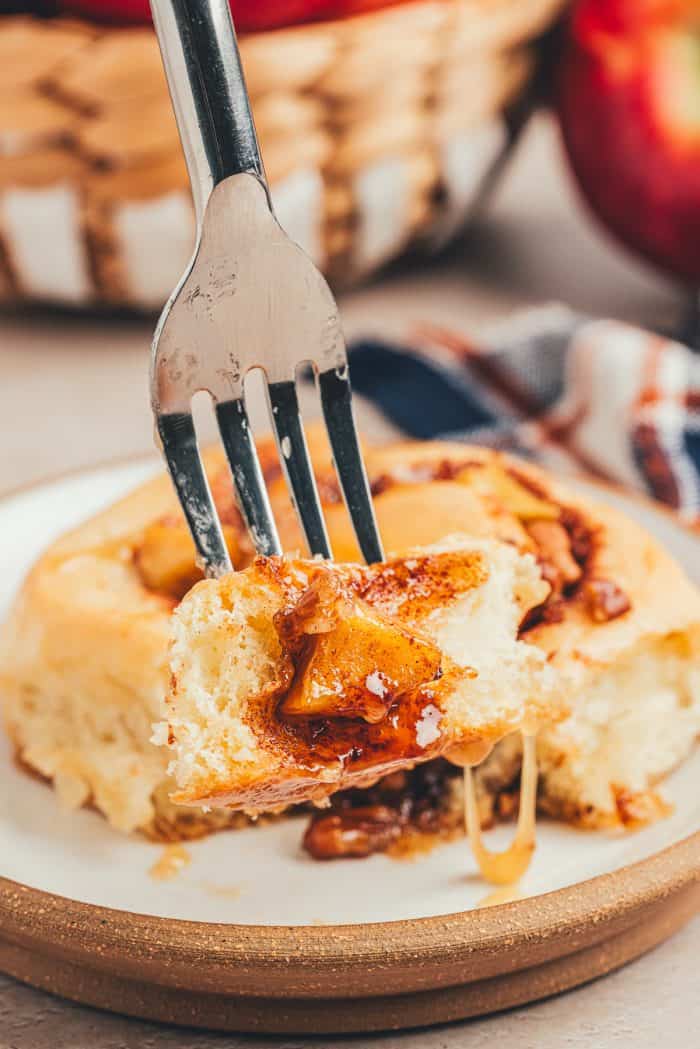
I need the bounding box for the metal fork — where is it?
[149,0,383,575]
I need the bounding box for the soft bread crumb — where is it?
[539,633,700,823]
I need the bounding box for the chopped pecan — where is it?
[520,596,567,632]
[303,805,402,859]
[559,507,594,565]
[584,579,631,622]
[302,760,463,859]
[527,519,582,594]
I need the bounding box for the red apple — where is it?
[55,1,406,31]
[52,0,150,21]
[557,0,700,282]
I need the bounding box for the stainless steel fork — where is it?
[149,0,383,576]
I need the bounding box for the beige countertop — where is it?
[1,116,697,1048]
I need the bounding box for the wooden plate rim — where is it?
[1,460,699,1001]
[1,830,699,999]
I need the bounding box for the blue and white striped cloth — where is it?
[347,306,700,526]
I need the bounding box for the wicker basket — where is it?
[0,0,564,310]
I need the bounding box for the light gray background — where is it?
[1,117,697,1048]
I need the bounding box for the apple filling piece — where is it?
[275,573,443,724]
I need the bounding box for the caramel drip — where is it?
[149,843,191,881]
[477,884,523,909]
[464,732,538,886]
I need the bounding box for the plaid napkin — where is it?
[347,306,700,527]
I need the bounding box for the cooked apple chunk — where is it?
[136,517,243,599]
[157,536,559,813]
[276,574,442,723]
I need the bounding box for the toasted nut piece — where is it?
[527,519,582,593]
[584,579,631,623]
[303,805,402,860]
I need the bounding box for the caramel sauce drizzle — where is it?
[149,843,191,881]
[463,732,538,886]
[477,884,524,909]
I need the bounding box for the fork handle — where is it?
[150,0,267,225]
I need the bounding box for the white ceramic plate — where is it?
[1,462,699,927]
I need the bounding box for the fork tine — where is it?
[266,379,332,558]
[216,397,282,557]
[317,366,384,564]
[157,410,232,577]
